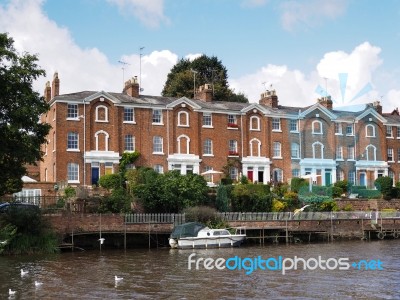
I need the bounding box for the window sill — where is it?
[336,159,344,161]
[203,154,214,157]
[386,137,394,139]
[347,159,355,162]
[227,127,239,130]
[346,134,355,137]
[366,135,375,138]
[66,118,80,121]
[178,125,190,128]
[95,120,109,123]
[312,132,323,135]
[290,131,299,134]
[152,123,164,126]
[228,155,239,157]
[273,157,283,159]
[335,133,343,136]
[250,128,261,131]
[68,180,80,184]
[388,160,395,163]
[272,130,282,133]
[202,125,214,129]
[123,121,136,124]
[152,152,164,155]
[291,157,300,160]
[124,150,136,153]
[67,149,80,152]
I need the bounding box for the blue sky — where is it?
[1,0,400,111]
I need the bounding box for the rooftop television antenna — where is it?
[139,47,145,92]
[118,60,130,86]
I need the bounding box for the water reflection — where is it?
[0,240,399,299]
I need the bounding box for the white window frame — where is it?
[177,134,190,154]
[67,132,79,151]
[388,148,394,162]
[124,135,135,152]
[348,146,355,160]
[365,124,375,137]
[312,142,324,159]
[94,130,109,151]
[250,116,260,131]
[290,119,298,132]
[346,124,354,136]
[291,143,299,159]
[153,136,163,154]
[273,142,282,158]
[67,162,79,183]
[154,164,164,174]
[336,146,343,160]
[397,126,400,139]
[312,120,323,134]
[178,111,189,127]
[95,105,109,122]
[229,167,238,181]
[292,169,300,178]
[365,145,377,161]
[334,123,342,135]
[273,168,283,182]
[386,126,393,138]
[228,140,238,156]
[227,115,238,128]
[249,138,261,157]
[67,103,78,119]
[152,109,163,125]
[123,107,135,123]
[348,171,355,185]
[272,118,281,131]
[203,139,213,156]
[202,113,212,127]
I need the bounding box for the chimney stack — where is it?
[51,72,60,98]
[372,101,382,114]
[195,84,213,102]
[123,76,140,98]
[318,96,333,109]
[44,81,51,102]
[259,90,278,108]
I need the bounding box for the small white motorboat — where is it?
[169,222,246,249]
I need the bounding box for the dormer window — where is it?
[95,105,108,122]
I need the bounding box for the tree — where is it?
[375,176,394,200]
[0,33,50,195]
[162,55,248,103]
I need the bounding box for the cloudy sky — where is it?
[1,0,400,112]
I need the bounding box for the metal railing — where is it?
[124,211,400,224]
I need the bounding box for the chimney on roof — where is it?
[123,76,140,98]
[51,72,60,98]
[259,90,278,108]
[318,96,333,109]
[391,107,399,115]
[372,100,382,114]
[44,81,51,102]
[195,84,213,102]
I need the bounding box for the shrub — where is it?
[319,200,339,212]
[374,176,393,199]
[98,173,122,190]
[272,199,287,212]
[98,188,132,213]
[183,206,228,228]
[343,203,353,211]
[216,185,229,212]
[357,189,382,199]
[334,180,350,193]
[291,177,308,193]
[283,191,298,208]
[231,184,272,212]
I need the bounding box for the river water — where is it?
[1,240,399,299]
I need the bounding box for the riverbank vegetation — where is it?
[0,207,58,255]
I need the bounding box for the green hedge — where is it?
[357,189,381,199]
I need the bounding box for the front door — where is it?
[91,167,99,185]
[360,172,366,186]
[247,171,253,182]
[258,171,264,183]
[325,172,331,186]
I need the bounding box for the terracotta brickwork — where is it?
[37,73,400,189]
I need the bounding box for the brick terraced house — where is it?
[39,73,400,189]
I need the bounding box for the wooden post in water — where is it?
[285,220,288,244]
[99,213,102,251]
[124,221,127,251]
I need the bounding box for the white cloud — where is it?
[241,0,269,8]
[0,0,176,96]
[280,0,348,31]
[107,0,169,28]
[230,42,385,110]
[185,53,203,62]
[387,89,400,111]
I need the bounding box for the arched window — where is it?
[291,143,300,158]
[365,145,376,161]
[95,130,109,151]
[203,139,213,155]
[312,120,323,134]
[178,111,189,127]
[95,105,108,122]
[366,124,375,137]
[249,138,261,157]
[250,116,260,131]
[312,142,324,159]
[177,134,190,154]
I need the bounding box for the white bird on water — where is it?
[35,281,43,287]
[115,275,123,282]
[0,240,8,245]
[21,269,28,276]
[99,238,105,245]
[9,288,16,295]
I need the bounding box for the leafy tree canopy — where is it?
[162,55,248,103]
[0,33,50,195]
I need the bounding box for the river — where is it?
[1,240,399,299]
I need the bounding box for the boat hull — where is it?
[169,235,246,249]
